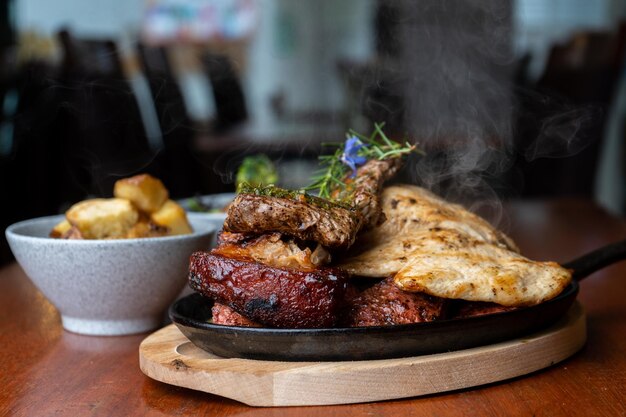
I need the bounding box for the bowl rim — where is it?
[5,212,216,245]
[177,193,234,214]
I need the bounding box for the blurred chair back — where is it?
[56,29,151,196]
[136,43,202,198]
[58,29,123,79]
[201,52,247,132]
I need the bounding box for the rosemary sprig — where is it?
[305,147,348,200]
[349,123,424,160]
[304,123,422,200]
[236,124,422,206]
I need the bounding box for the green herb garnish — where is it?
[304,123,421,200]
[237,183,350,210]
[236,154,279,191]
[236,124,422,208]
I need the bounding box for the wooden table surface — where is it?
[1,199,626,417]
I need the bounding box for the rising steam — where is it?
[383,0,516,223]
[370,0,599,225]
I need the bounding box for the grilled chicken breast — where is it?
[338,185,571,307]
[337,185,519,277]
[393,229,571,306]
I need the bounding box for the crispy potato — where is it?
[113,174,169,213]
[50,219,72,238]
[53,175,188,240]
[63,226,84,239]
[151,200,193,235]
[125,218,169,239]
[66,198,139,239]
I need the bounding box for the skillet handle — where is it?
[563,239,626,281]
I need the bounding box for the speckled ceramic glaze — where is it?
[5,213,216,336]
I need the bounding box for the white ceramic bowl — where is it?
[5,213,216,336]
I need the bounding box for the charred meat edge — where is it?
[223,158,404,250]
[188,251,350,328]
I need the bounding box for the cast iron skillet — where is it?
[170,240,626,361]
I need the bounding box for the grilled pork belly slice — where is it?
[213,232,332,270]
[223,158,403,250]
[342,277,447,326]
[393,230,571,307]
[188,252,350,328]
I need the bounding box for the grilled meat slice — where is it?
[223,158,403,249]
[393,230,571,307]
[223,193,356,249]
[212,303,261,327]
[342,277,447,327]
[372,185,519,250]
[339,228,478,279]
[350,158,404,230]
[452,301,517,318]
[336,184,571,307]
[188,251,350,328]
[337,184,519,278]
[213,231,332,269]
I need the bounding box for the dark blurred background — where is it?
[1,0,625,265]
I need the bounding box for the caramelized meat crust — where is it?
[212,303,261,327]
[342,277,447,327]
[213,231,331,270]
[189,252,350,328]
[452,301,517,318]
[223,193,357,249]
[223,158,403,250]
[350,158,404,231]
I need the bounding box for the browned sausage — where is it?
[189,252,350,328]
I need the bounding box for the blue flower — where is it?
[340,136,368,177]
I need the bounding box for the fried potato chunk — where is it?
[113,174,169,213]
[151,200,193,235]
[49,219,73,238]
[50,220,85,239]
[125,218,169,239]
[66,198,139,239]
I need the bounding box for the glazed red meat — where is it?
[189,252,350,328]
[343,277,447,326]
[212,303,260,327]
[453,301,517,318]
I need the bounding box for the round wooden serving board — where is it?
[139,302,586,407]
